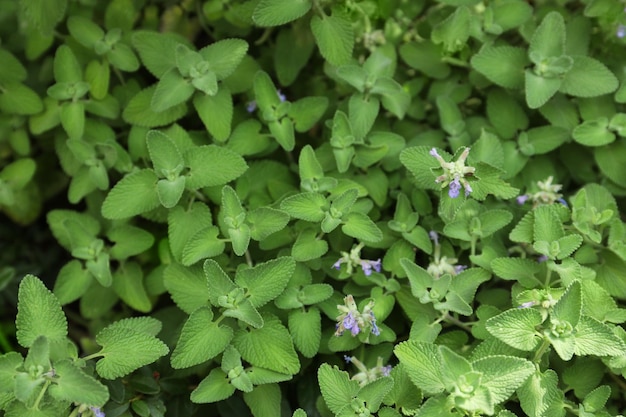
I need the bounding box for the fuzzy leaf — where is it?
[184,145,248,189]
[253,0,312,26]
[280,192,328,222]
[235,257,295,308]
[471,46,527,89]
[288,307,321,358]
[560,55,618,98]
[48,359,109,406]
[394,341,445,395]
[191,368,236,404]
[310,10,353,66]
[171,307,233,369]
[472,355,534,404]
[194,88,233,142]
[163,263,210,314]
[573,316,626,357]
[486,308,543,351]
[101,169,160,219]
[16,275,68,348]
[199,39,249,80]
[317,364,360,415]
[168,202,214,263]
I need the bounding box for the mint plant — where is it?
[3,0,626,416]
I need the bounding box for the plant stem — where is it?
[532,336,551,363]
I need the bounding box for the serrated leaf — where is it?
[190,368,236,404]
[146,130,183,175]
[236,257,295,308]
[16,275,68,348]
[182,226,225,265]
[53,260,92,305]
[431,6,471,52]
[184,145,248,189]
[253,0,312,26]
[243,384,282,417]
[289,96,329,132]
[317,363,360,415]
[247,207,290,241]
[168,202,214,263]
[349,94,379,140]
[310,10,353,66]
[111,262,152,313]
[275,27,315,86]
[0,352,23,392]
[288,307,321,358]
[525,70,562,109]
[150,69,194,112]
[472,355,534,404]
[280,192,328,222]
[518,369,565,417]
[292,228,328,261]
[163,263,210,314]
[123,85,188,128]
[194,88,233,142]
[108,225,154,260]
[203,259,237,306]
[394,341,445,394]
[102,169,160,219]
[486,308,543,351]
[95,322,169,379]
[533,205,564,242]
[233,315,300,375]
[171,307,233,369]
[199,39,249,80]
[471,46,527,89]
[48,359,109,406]
[341,212,383,243]
[399,146,443,191]
[359,377,394,412]
[131,31,180,78]
[529,11,566,60]
[560,56,618,98]
[510,210,534,243]
[491,258,542,288]
[573,316,626,357]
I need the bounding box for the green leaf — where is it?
[289,96,329,132]
[310,9,354,66]
[533,205,564,242]
[560,56,618,98]
[274,27,315,86]
[236,257,295,308]
[184,145,248,189]
[341,212,383,243]
[399,146,442,191]
[244,384,282,417]
[190,368,236,403]
[431,6,471,53]
[171,307,233,369]
[399,41,451,79]
[146,130,184,175]
[280,192,327,222]
[0,352,23,392]
[194,88,233,142]
[203,259,238,306]
[269,118,295,151]
[53,260,92,305]
[518,369,565,417]
[525,70,562,109]
[123,85,188,128]
[247,207,290,241]
[573,316,626,357]
[111,262,152,313]
[20,0,67,35]
[157,177,186,208]
[518,126,570,155]
[359,377,394,412]
[292,228,329,261]
[233,314,300,375]
[253,0,312,26]
[182,226,225,265]
[95,320,169,379]
[0,83,44,116]
[288,307,321,358]
[199,39,249,80]
[394,341,445,394]
[491,258,541,288]
[595,139,626,186]
[16,275,68,348]
[317,363,360,415]
[485,308,543,351]
[102,169,160,219]
[67,16,104,49]
[471,46,527,89]
[163,263,210,314]
[131,31,181,78]
[151,69,195,112]
[109,225,154,260]
[472,355,534,404]
[48,359,109,406]
[60,101,85,140]
[349,94,379,140]
[529,11,566,60]
[168,202,214,263]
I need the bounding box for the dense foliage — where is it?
[2,0,626,416]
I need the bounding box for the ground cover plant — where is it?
[2,0,626,416]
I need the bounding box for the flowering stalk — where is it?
[344,355,392,386]
[427,231,466,279]
[333,242,381,277]
[430,147,475,198]
[335,294,380,339]
[516,176,567,207]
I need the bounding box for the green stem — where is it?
[82,351,104,362]
[33,379,52,410]
[532,336,551,363]
[244,250,254,267]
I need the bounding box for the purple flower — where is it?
[381,365,392,377]
[518,301,537,309]
[537,255,548,263]
[369,312,380,336]
[429,148,440,158]
[344,355,353,363]
[343,312,360,335]
[429,231,439,245]
[618,24,626,38]
[360,259,381,276]
[463,182,472,197]
[449,177,461,198]
[333,259,343,270]
[246,100,257,113]
[90,407,105,417]
[557,198,568,207]
[454,265,467,274]
[277,90,287,102]
[517,195,529,205]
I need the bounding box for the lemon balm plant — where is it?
[2,0,626,416]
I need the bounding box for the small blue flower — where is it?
[360,259,381,276]
[277,90,287,102]
[449,177,461,198]
[246,100,257,113]
[381,365,392,377]
[454,265,467,274]
[517,195,529,204]
[344,355,353,363]
[618,24,626,38]
[518,301,537,309]
[429,231,439,245]
[90,407,105,417]
[333,259,344,270]
[342,312,360,335]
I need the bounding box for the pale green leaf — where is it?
[253,0,312,26]
[168,202,214,263]
[288,307,321,358]
[574,316,626,357]
[247,207,290,241]
[146,130,184,175]
[199,39,249,80]
[525,70,561,109]
[48,359,109,406]
[472,355,534,404]
[16,275,68,348]
[243,384,282,417]
[341,212,383,243]
[190,368,236,404]
[184,145,248,189]
[236,257,295,308]
[182,226,225,265]
[194,88,233,142]
[111,262,152,313]
[163,263,210,314]
[471,46,527,89]
[123,86,188,128]
[292,228,329,261]
[394,341,445,394]
[317,363,360,415]
[560,55,618,98]
[485,308,543,351]
[232,314,300,375]
[101,169,160,219]
[310,10,354,67]
[203,259,237,306]
[131,30,181,78]
[529,11,566,60]
[280,192,328,222]
[171,307,233,369]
